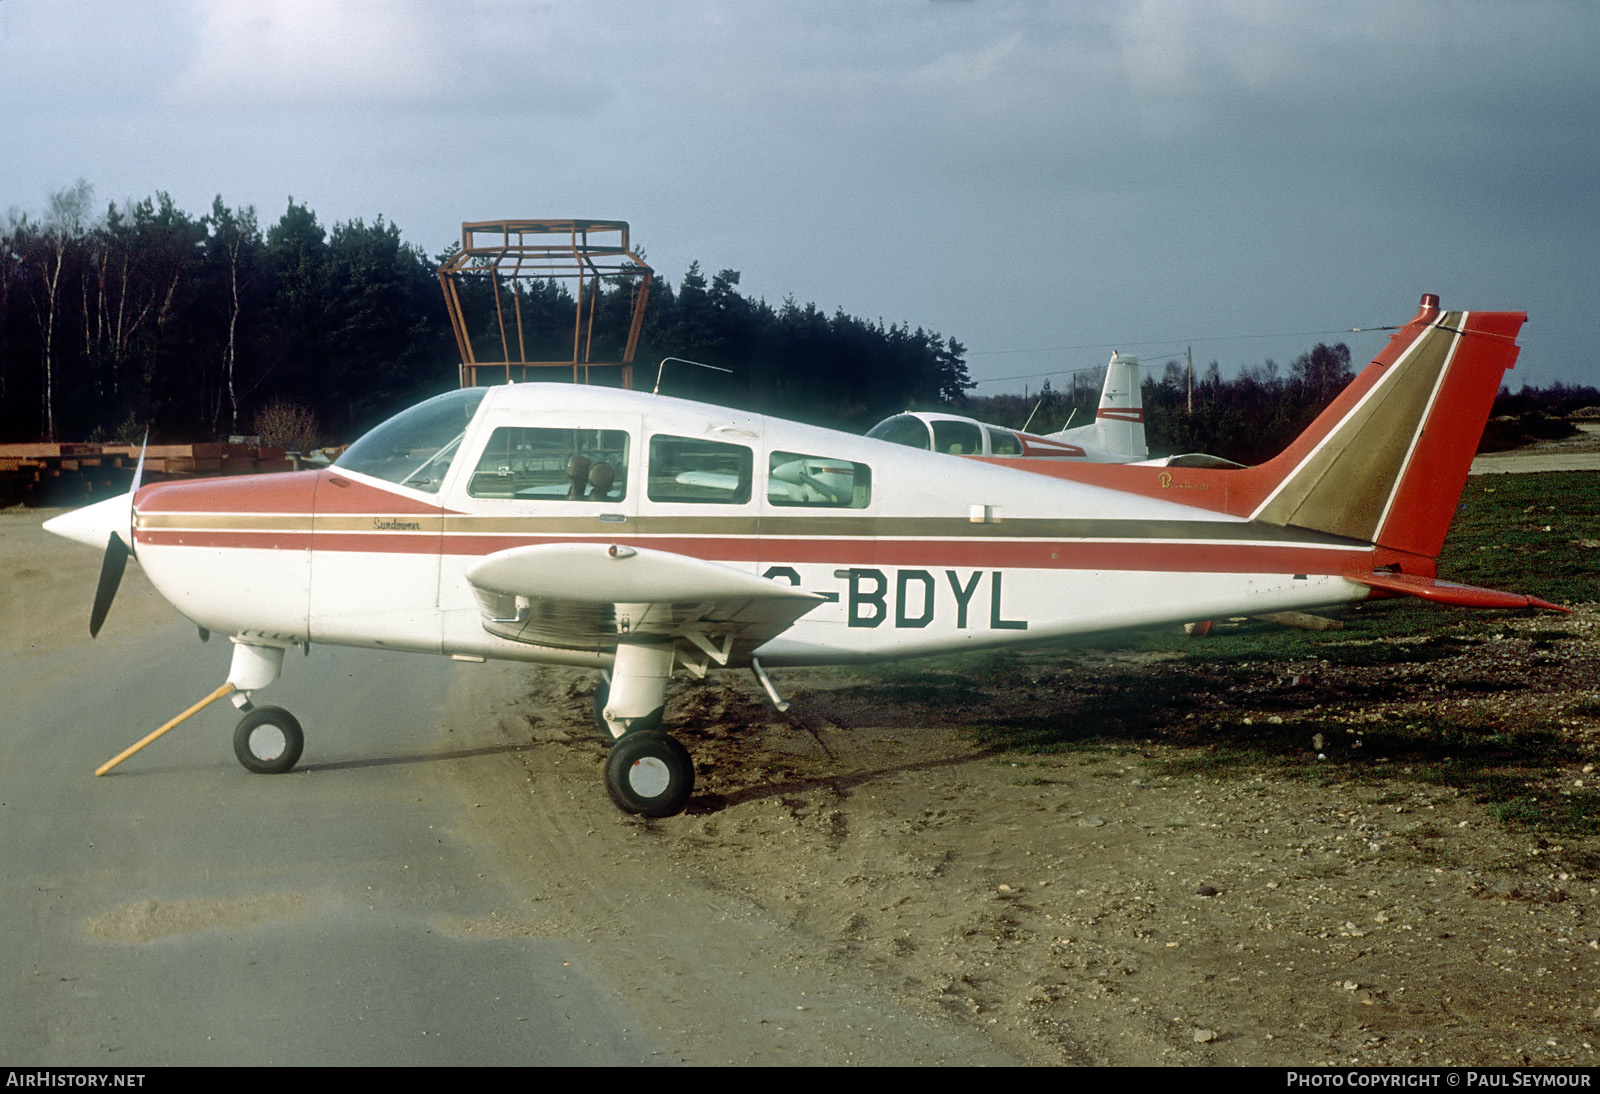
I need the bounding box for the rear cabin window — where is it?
[931,419,984,455]
[467,427,629,501]
[767,451,872,508]
[648,435,753,504]
[985,426,1022,456]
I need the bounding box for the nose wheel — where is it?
[233,705,304,774]
[604,730,694,817]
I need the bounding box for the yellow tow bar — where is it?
[95,682,236,776]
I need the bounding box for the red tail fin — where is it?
[1248,296,1525,558]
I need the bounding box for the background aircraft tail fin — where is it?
[1250,294,1526,559]
[1091,351,1146,460]
[1049,351,1148,460]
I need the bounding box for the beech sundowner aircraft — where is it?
[868,350,1149,463]
[44,294,1561,817]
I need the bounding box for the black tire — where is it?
[604,731,694,817]
[233,706,304,774]
[591,675,663,741]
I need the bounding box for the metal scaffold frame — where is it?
[437,219,654,389]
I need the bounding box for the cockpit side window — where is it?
[768,451,871,508]
[648,435,753,504]
[335,388,487,493]
[467,427,629,501]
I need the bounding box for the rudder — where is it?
[1250,297,1525,558]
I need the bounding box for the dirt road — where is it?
[461,630,1600,1067]
[0,507,1017,1065]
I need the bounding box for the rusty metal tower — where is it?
[438,219,653,389]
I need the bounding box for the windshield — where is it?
[335,388,488,493]
[865,414,931,449]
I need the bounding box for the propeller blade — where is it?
[89,433,150,637]
[89,530,130,638]
[130,430,147,501]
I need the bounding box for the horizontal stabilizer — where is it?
[1345,571,1567,613]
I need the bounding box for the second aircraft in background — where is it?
[867,350,1147,463]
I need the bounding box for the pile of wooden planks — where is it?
[0,442,295,508]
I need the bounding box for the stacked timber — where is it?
[0,442,295,508]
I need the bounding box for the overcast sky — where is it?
[3,0,1595,393]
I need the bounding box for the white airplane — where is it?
[45,294,1562,818]
[867,350,1147,462]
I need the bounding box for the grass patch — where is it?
[1142,714,1600,837]
[895,472,1600,835]
[1444,474,1600,606]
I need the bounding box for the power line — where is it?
[968,325,1400,387]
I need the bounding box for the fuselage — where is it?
[129,383,1393,668]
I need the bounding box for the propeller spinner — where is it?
[42,440,145,637]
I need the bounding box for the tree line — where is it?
[0,184,971,445]
[4,183,1588,463]
[966,343,1600,463]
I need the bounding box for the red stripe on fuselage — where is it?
[134,525,1420,578]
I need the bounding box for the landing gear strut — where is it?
[590,672,663,741]
[594,642,694,816]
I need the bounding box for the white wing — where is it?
[463,542,824,666]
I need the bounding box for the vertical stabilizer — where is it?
[1049,351,1147,461]
[1251,297,1525,558]
[1092,351,1146,460]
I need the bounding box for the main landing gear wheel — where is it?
[233,706,304,774]
[604,731,694,817]
[590,675,663,742]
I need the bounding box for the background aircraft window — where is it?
[931,419,983,455]
[336,388,487,493]
[865,414,931,449]
[768,451,872,508]
[986,426,1022,456]
[467,427,629,501]
[648,435,753,504]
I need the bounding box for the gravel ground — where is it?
[455,600,1600,1066]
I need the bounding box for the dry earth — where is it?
[458,617,1600,1067]
[445,437,1600,1067]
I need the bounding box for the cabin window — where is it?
[768,451,871,508]
[931,419,983,455]
[336,387,487,493]
[648,435,753,504]
[986,426,1022,456]
[467,427,629,501]
[865,414,930,450]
